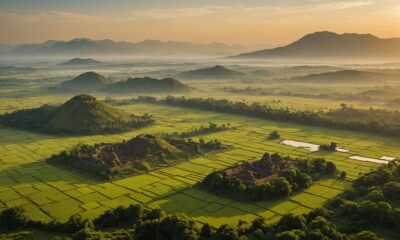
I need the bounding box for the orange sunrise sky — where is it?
[1,0,400,46]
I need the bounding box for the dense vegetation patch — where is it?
[0,94,153,135]
[47,134,227,179]
[200,153,338,200]
[163,122,233,138]
[329,160,400,236]
[0,203,384,240]
[319,142,337,151]
[268,131,280,140]
[108,96,400,138]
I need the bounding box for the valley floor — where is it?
[0,99,396,227]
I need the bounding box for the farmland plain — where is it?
[0,96,395,227]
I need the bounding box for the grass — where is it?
[0,97,396,226]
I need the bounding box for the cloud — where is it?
[51,11,103,21]
[130,7,214,20]
[0,1,376,24]
[309,0,374,11]
[126,1,374,20]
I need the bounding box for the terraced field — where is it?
[0,99,397,226]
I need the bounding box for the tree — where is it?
[365,190,385,202]
[0,207,29,230]
[325,162,336,175]
[351,231,382,240]
[275,230,301,240]
[278,214,306,231]
[382,181,400,199]
[212,224,239,240]
[296,173,313,189]
[268,131,280,140]
[273,177,292,196]
[306,208,331,222]
[200,223,215,239]
[72,227,105,240]
[64,215,93,233]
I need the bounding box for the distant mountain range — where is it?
[2,38,245,57]
[0,66,35,73]
[233,31,400,60]
[177,65,246,80]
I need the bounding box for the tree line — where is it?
[106,96,400,138]
[0,204,384,240]
[163,122,233,139]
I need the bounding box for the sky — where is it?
[1,0,400,46]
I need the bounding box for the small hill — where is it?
[233,31,400,60]
[59,58,102,66]
[177,65,246,80]
[47,134,226,179]
[0,94,153,134]
[288,70,400,83]
[106,77,190,93]
[125,134,185,158]
[61,72,112,90]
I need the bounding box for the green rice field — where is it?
[0,97,396,227]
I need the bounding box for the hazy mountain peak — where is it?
[233,31,400,60]
[177,65,246,80]
[59,58,102,66]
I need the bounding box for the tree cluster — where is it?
[201,153,338,200]
[329,161,400,234]
[319,142,337,151]
[47,135,226,180]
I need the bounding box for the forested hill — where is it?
[0,94,153,134]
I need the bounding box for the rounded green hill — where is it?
[177,65,246,80]
[106,77,190,93]
[61,72,112,89]
[0,94,153,135]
